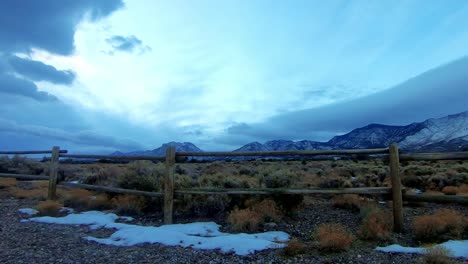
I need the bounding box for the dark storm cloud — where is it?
[0,73,57,101]
[8,56,76,85]
[0,118,143,151]
[221,56,468,145]
[0,0,123,100]
[0,0,124,55]
[106,35,151,54]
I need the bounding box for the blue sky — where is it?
[1,0,468,153]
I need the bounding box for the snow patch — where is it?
[18,208,38,216]
[22,211,289,255]
[376,240,468,259]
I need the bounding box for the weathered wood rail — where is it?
[1,144,468,232]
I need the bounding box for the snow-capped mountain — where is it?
[113,111,468,155]
[112,142,202,157]
[235,111,468,152]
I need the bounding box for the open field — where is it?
[0,156,467,263]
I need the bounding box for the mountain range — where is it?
[113,111,468,156]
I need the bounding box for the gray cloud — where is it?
[0,73,57,101]
[220,56,468,146]
[0,0,124,55]
[106,35,151,54]
[8,56,76,85]
[0,118,143,151]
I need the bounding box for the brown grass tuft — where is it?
[441,186,458,195]
[413,209,466,242]
[359,207,393,240]
[423,246,453,264]
[227,199,282,232]
[87,193,112,210]
[0,178,17,189]
[31,181,49,189]
[36,200,63,216]
[111,194,146,215]
[332,194,363,212]
[227,207,262,232]
[9,187,47,200]
[62,189,94,209]
[281,237,306,256]
[315,223,353,252]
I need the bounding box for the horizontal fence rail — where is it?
[59,153,166,162]
[0,150,68,155]
[175,187,392,195]
[176,148,390,157]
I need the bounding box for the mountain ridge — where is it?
[114,111,468,156]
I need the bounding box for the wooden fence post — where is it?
[47,146,60,200]
[164,146,176,224]
[389,143,403,232]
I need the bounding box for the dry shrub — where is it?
[227,208,262,232]
[251,199,282,222]
[332,194,363,212]
[457,184,468,195]
[228,199,282,232]
[36,200,63,216]
[359,207,393,240]
[413,209,466,242]
[9,187,47,200]
[441,186,458,195]
[31,181,49,189]
[315,223,353,252]
[0,178,17,189]
[87,194,112,210]
[423,246,453,264]
[62,189,94,209]
[111,194,146,215]
[281,237,306,256]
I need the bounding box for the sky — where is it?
[1,0,468,153]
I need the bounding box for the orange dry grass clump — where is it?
[359,208,393,240]
[441,186,458,195]
[459,184,468,195]
[62,188,94,209]
[228,199,282,232]
[36,200,63,216]
[9,187,47,200]
[111,194,146,215]
[413,209,466,242]
[228,208,262,232]
[31,181,49,189]
[332,194,363,212]
[0,178,17,189]
[315,223,354,252]
[423,246,453,264]
[281,237,306,256]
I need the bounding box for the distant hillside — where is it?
[112,142,202,157]
[114,111,468,156]
[234,111,468,152]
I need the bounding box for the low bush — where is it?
[281,237,306,256]
[62,189,94,209]
[9,187,47,200]
[315,223,353,252]
[36,200,63,216]
[423,246,453,264]
[332,194,363,212]
[413,209,466,242]
[227,199,282,232]
[111,194,146,215]
[358,207,393,240]
[441,186,458,195]
[0,178,17,189]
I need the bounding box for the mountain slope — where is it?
[235,111,468,152]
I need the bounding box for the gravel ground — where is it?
[1,189,467,264]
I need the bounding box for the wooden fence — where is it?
[1,143,468,233]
